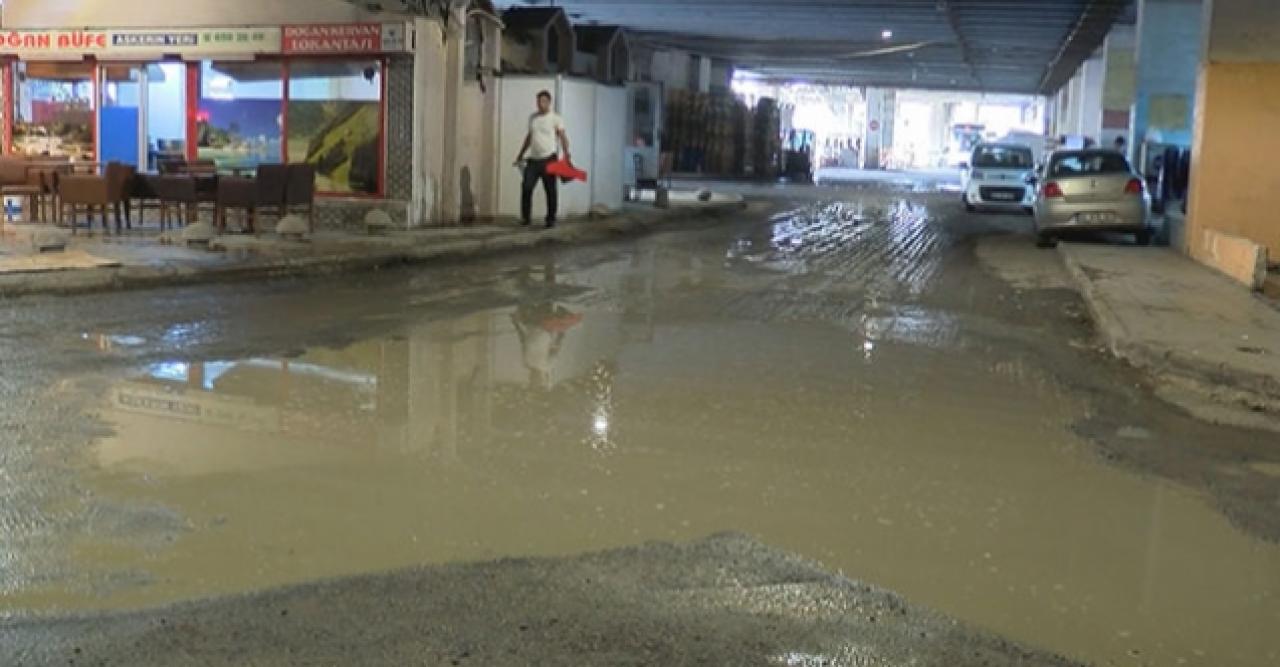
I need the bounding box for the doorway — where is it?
[146,63,187,170]
[97,62,188,169]
[100,65,142,166]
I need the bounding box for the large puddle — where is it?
[4,202,1279,667]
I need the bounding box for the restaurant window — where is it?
[286,60,383,195]
[197,60,283,171]
[13,62,95,159]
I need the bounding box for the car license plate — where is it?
[1077,212,1113,224]
[990,192,1016,201]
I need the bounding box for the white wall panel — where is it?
[557,77,597,218]
[591,85,627,211]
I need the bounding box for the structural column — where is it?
[1077,52,1107,142]
[1100,25,1137,149]
[1129,0,1204,161]
[1186,0,1280,274]
[863,88,895,169]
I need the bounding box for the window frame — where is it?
[7,59,99,161]
[282,56,389,199]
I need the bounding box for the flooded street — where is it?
[3,182,1279,666]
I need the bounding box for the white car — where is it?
[961,143,1037,213]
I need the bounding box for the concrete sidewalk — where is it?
[1059,242,1280,433]
[0,200,750,298]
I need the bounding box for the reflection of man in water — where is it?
[511,263,582,389]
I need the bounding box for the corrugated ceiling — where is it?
[499,0,1133,93]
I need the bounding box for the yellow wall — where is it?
[1188,61,1280,258]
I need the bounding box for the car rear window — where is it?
[972,146,1033,169]
[1050,152,1130,177]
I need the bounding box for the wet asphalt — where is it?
[1,176,1278,666]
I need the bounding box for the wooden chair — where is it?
[57,174,112,235]
[284,164,317,232]
[0,157,30,188]
[130,174,165,229]
[158,159,186,175]
[154,176,201,228]
[216,164,287,235]
[105,162,137,231]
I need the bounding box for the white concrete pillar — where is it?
[1078,53,1107,142]
[863,88,887,169]
[1101,25,1138,150]
[411,18,448,227]
[693,55,713,94]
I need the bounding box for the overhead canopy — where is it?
[494,0,1134,94]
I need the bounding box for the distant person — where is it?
[515,90,571,229]
[1114,135,1127,153]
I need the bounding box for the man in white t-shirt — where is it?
[515,90,570,228]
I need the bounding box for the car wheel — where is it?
[1134,230,1152,246]
[964,197,977,213]
[1036,233,1056,249]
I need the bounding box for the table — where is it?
[1,184,43,235]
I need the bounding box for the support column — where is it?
[1078,53,1107,143]
[1101,25,1138,149]
[1130,0,1204,160]
[863,88,895,169]
[411,18,448,226]
[1187,0,1280,268]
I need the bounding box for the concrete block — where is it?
[181,221,217,246]
[276,215,310,241]
[31,228,69,253]
[1192,227,1268,290]
[364,209,395,235]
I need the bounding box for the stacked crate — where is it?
[663,90,755,176]
[753,97,782,179]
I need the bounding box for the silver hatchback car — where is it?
[1031,149,1151,247]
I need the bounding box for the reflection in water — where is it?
[10,208,1280,667]
[511,261,584,390]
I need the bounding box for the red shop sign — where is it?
[282,23,408,54]
[1,30,108,52]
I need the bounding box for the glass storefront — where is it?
[5,56,386,196]
[197,60,284,172]
[287,60,383,195]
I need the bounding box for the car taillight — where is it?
[1125,178,1144,196]
[1043,182,1064,198]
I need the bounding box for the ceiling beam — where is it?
[938,0,982,89]
[1037,0,1131,93]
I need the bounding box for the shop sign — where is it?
[282,23,410,54]
[1,27,282,58]
[114,382,279,432]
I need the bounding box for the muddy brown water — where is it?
[2,189,1278,666]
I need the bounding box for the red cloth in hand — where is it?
[546,158,588,183]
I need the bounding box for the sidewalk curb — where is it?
[0,202,760,299]
[1058,243,1280,432]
